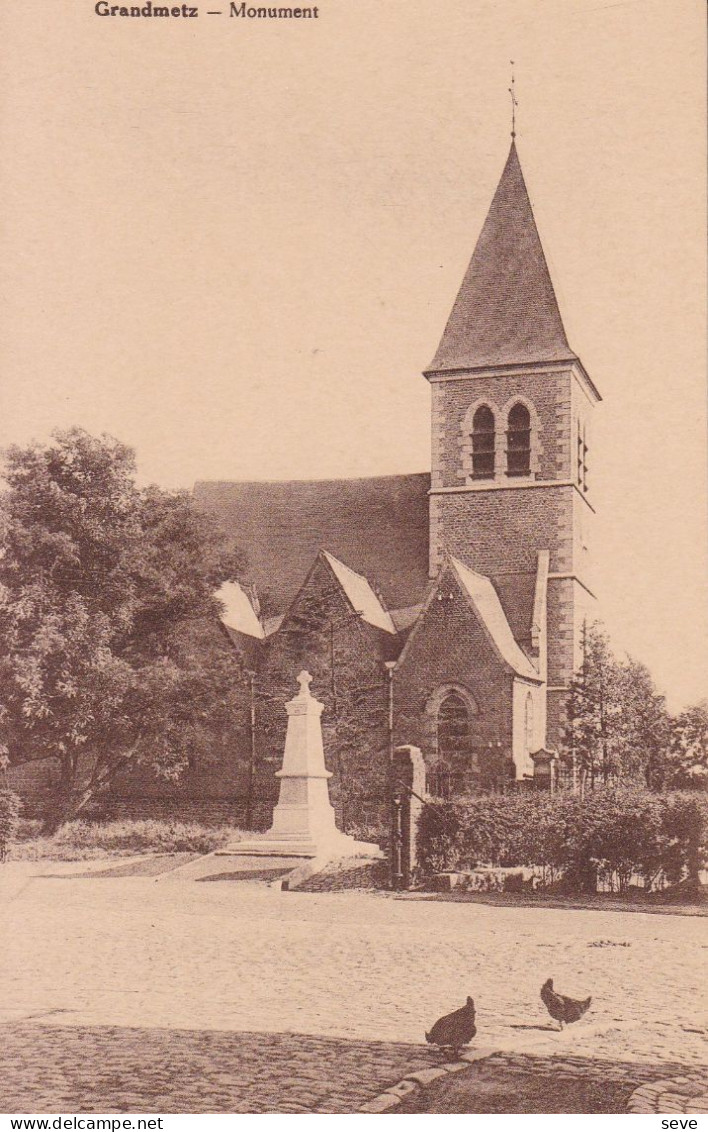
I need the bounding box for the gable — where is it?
[396,564,512,686]
[218,581,264,639]
[397,558,540,685]
[271,553,398,663]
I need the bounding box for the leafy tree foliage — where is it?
[561,622,618,789]
[664,701,708,789]
[0,429,246,826]
[611,656,672,787]
[562,623,672,789]
[562,622,706,793]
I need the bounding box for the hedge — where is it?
[417,787,708,893]
[0,788,21,861]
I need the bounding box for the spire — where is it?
[509,61,517,140]
[427,142,576,373]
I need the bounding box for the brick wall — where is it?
[430,483,573,577]
[393,565,515,785]
[87,796,273,829]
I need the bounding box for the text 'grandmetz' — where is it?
[95,3,198,14]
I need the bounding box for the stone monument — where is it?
[231,671,381,859]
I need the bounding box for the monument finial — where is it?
[508,61,518,140]
[297,670,313,695]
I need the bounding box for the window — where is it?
[471,405,495,479]
[506,403,531,476]
[437,691,471,763]
[427,686,478,797]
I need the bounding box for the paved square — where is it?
[1,865,706,1112]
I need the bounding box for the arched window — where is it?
[437,691,471,763]
[507,402,531,476]
[426,686,478,797]
[524,693,534,754]
[471,405,495,479]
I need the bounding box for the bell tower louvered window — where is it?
[506,402,531,476]
[471,405,495,479]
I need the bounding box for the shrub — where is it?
[660,792,708,885]
[416,787,708,894]
[0,789,21,861]
[9,818,234,860]
[14,818,44,842]
[417,801,461,872]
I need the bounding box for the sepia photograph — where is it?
[0,0,706,1119]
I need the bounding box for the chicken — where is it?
[540,978,591,1030]
[425,996,476,1054]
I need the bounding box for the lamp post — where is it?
[245,669,256,829]
[385,661,396,764]
[391,790,404,890]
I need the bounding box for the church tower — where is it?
[425,140,601,750]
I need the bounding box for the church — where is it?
[116,136,602,829]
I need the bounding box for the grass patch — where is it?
[8,818,237,861]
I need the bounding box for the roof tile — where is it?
[428,142,575,372]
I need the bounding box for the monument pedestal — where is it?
[227,671,381,860]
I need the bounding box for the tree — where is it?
[561,622,672,790]
[0,428,246,827]
[612,657,671,787]
[664,701,708,789]
[561,622,618,791]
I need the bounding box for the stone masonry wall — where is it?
[431,367,572,490]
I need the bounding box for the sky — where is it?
[0,0,705,710]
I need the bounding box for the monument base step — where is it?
[218,834,383,859]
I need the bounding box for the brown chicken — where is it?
[425,996,476,1054]
[540,978,591,1030]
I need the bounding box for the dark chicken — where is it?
[425,996,476,1054]
[540,978,591,1029]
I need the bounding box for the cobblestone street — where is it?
[1,864,706,1113]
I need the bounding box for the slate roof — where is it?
[322,552,396,634]
[194,473,431,614]
[451,557,541,681]
[218,581,265,639]
[428,141,576,372]
[389,603,424,635]
[490,574,538,646]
